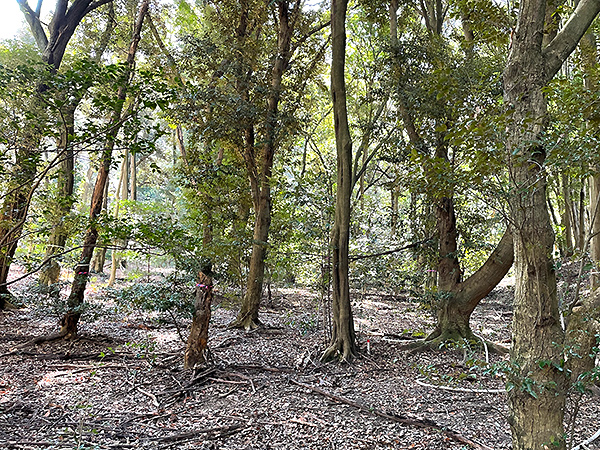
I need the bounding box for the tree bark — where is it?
[321,0,357,362]
[232,1,296,330]
[184,270,213,369]
[0,0,110,309]
[39,105,76,286]
[422,230,513,349]
[61,0,148,337]
[503,0,600,448]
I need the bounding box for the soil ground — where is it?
[1,268,599,450]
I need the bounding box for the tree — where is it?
[503,0,600,448]
[385,0,514,349]
[38,1,116,286]
[61,0,149,337]
[0,0,112,309]
[321,0,357,362]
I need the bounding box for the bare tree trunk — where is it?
[502,0,600,447]
[108,152,129,287]
[60,0,149,337]
[184,270,213,369]
[562,173,575,256]
[90,180,110,273]
[40,106,76,286]
[321,0,357,362]
[232,1,295,330]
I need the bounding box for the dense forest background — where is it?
[1,0,600,449]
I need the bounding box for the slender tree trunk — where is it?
[90,180,110,273]
[61,0,149,337]
[565,31,600,384]
[562,173,575,256]
[321,0,357,362]
[40,106,76,286]
[232,1,295,330]
[108,152,128,287]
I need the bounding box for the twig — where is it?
[137,387,160,408]
[415,378,505,394]
[290,379,494,450]
[157,424,243,443]
[572,427,600,450]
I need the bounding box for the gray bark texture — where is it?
[503,0,600,448]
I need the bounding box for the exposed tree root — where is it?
[321,338,357,363]
[229,317,262,331]
[400,329,508,355]
[291,379,494,450]
[13,330,72,349]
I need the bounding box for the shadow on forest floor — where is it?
[0,269,598,450]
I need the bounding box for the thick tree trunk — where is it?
[500,0,600,446]
[422,230,513,349]
[61,0,149,337]
[233,189,271,329]
[321,0,357,362]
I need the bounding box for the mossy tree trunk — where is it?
[321,0,357,362]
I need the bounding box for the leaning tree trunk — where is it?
[422,230,513,349]
[321,0,357,362]
[61,0,149,337]
[502,0,600,447]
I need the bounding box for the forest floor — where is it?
[1,268,599,450]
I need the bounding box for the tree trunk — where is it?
[422,230,513,349]
[232,1,294,330]
[90,180,110,273]
[184,270,213,369]
[565,31,600,384]
[501,0,600,446]
[61,0,149,337]
[321,0,357,362]
[108,152,129,287]
[562,173,575,256]
[40,105,76,286]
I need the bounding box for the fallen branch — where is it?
[157,424,243,443]
[572,427,600,450]
[415,378,505,394]
[290,379,493,450]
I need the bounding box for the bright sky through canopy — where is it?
[0,0,53,40]
[1,1,27,40]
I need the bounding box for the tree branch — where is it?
[16,0,48,50]
[543,0,600,80]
